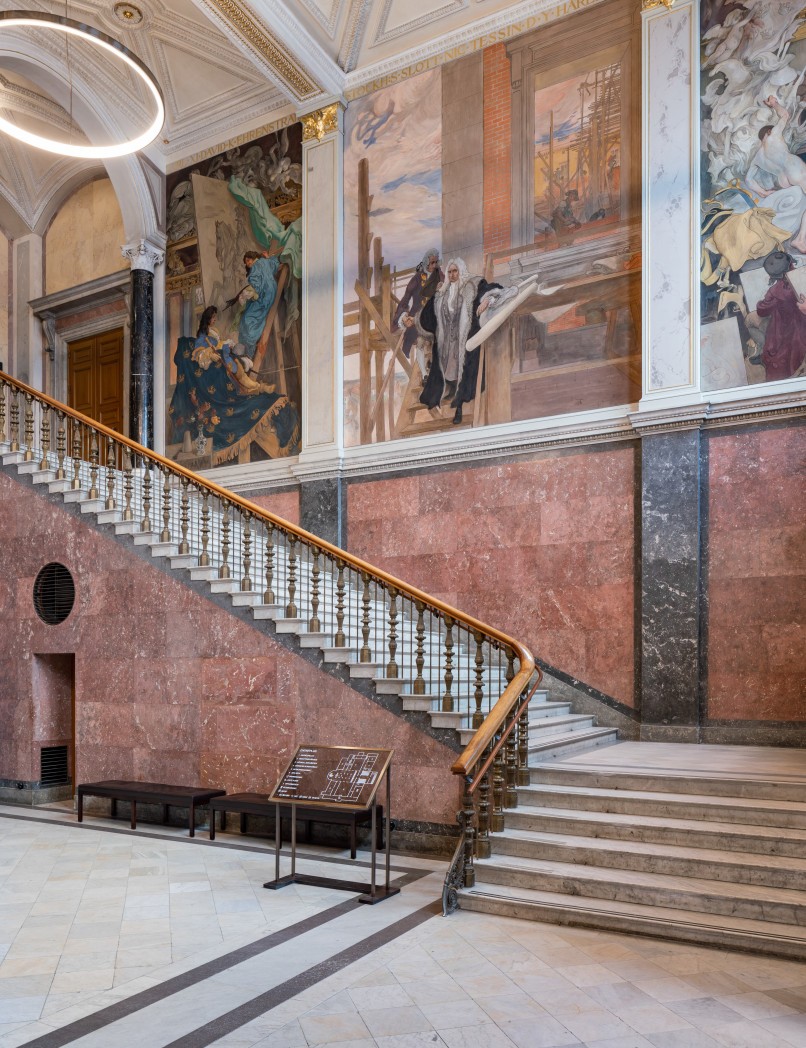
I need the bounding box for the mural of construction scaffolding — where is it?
[342,0,641,448]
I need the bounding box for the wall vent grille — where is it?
[33,563,75,625]
[40,745,69,787]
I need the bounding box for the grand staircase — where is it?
[459,743,806,959]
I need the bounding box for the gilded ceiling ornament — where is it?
[301,104,340,141]
[642,0,675,9]
[113,3,144,27]
[203,0,319,99]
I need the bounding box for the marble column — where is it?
[640,0,700,408]
[638,421,705,741]
[11,234,43,389]
[295,103,346,546]
[121,239,164,450]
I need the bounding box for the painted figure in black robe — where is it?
[392,247,443,357]
[417,260,502,424]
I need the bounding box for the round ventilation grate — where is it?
[33,563,75,625]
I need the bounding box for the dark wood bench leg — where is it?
[221,811,226,834]
[350,818,357,860]
[162,803,169,825]
[189,803,196,838]
[130,800,137,830]
[210,811,216,840]
[111,798,117,819]
[77,791,83,822]
[240,813,247,834]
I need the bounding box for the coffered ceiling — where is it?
[0,0,580,237]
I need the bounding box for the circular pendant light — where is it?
[0,9,164,158]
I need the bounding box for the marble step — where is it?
[528,701,572,719]
[516,782,806,830]
[504,805,806,857]
[520,727,618,760]
[488,827,806,890]
[525,714,595,739]
[458,882,806,960]
[472,853,806,925]
[531,765,806,803]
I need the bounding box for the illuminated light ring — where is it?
[0,10,164,158]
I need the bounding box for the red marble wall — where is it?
[708,426,806,722]
[347,446,637,707]
[0,470,459,825]
[247,489,300,527]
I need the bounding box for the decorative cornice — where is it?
[121,238,165,274]
[338,0,373,73]
[165,109,299,172]
[371,0,466,49]
[197,0,322,100]
[301,103,340,140]
[344,0,607,97]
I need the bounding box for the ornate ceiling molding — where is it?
[337,0,372,72]
[296,0,342,39]
[371,0,467,48]
[344,0,607,95]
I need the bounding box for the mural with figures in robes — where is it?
[165,125,303,469]
[342,0,642,447]
[701,0,806,390]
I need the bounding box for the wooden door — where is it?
[67,328,124,431]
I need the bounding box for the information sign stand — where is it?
[263,745,399,904]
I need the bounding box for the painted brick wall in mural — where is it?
[701,2,806,390]
[165,126,303,468]
[343,0,641,447]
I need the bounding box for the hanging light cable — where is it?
[0,9,164,159]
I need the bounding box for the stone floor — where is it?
[0,802,804,1048]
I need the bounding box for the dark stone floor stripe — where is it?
[0,809,414,872]
[164,900,442,1048]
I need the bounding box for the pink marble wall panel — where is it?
[708,426,806,722]
[347,448,637,707]
[247,489,300,527]
[0,469,459,823]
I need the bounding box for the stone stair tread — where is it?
[520,782,806,816]
[529,714,592,729]
[459,883,806,947]
[529,728,617,750]
[473,853,806,905]
[533,765,806,801]
[511,804,806,843]
[492,826,806,874]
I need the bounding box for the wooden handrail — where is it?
[0,369,535,680]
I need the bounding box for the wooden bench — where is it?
[76,780,226,837]
[208,792,384,859]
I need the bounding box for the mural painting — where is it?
[343,0,641,447]
[165,126,302,468]
[701,1,806,390]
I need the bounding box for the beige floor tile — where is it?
[299,1011,372,1043]
[497,1014,580,1047]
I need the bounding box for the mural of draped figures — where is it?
[165,126,303,468]
[701,0,806,390]
[343,0,642,447]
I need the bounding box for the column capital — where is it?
[300,102,343,142]
[641,0,675,10]
[121,238,165,274]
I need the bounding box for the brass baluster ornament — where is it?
[105,437,116,510]
[178,476,191,554]
[219,501,231,579]
[199,491,211,566]
[476,743,492,859]
[286,536,297,617]
[141,464,152,531]
[23,393,34,460]
[88,430,100,499]
[241,511,253,591]
[55,411,66,480]
[442,615,454,712]
[122,449,134,521]
[263,524,275,603]
[413,601,426,695]
[386,587,398,678]
[160,467,172,542]
[38,407,51,471]
[309,547,321,631]
[0,381,6,445]
[473,630,486,729]
[71,422,82,490]
[518,693,530,786]
[505,708,518,808]
[9,388,19,452]
[491,728,505,832]
[334,559,346,646]
[461,777,476,888]
[359,572,372,662]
